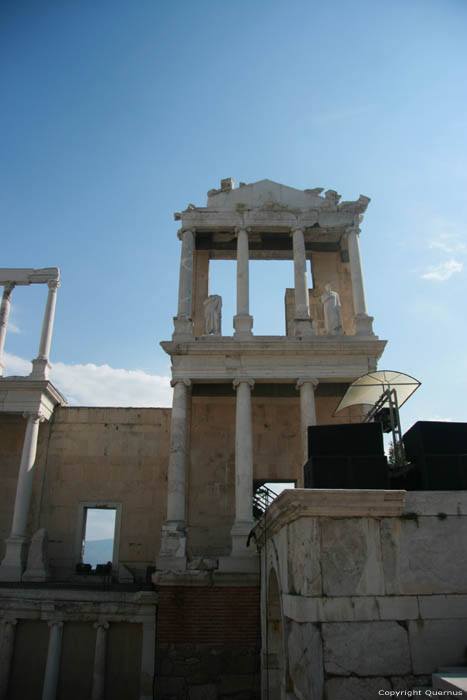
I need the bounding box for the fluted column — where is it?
[0,619,17,700]
[31,279,60,379]
[91,622,109,700]
[291,228,314,337]
[0,411,45,582]
[0,283,15,376]
[233,228,253,338]
[231,379,255,555]
[157,379,191,568]
[346,226,374,335]
[42,621,63,700]
[296,378,318,469]
[173,229,195,338]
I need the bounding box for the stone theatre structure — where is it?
[0,179,466,700]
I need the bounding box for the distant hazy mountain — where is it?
[83,539,114,568]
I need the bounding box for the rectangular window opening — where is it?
[80,506,117,571]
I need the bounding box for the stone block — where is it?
[287,619,323,700]
[398,516,467,594]
[323,621,411,676]
[325,676,391,699]
[408,619,467,674]
[418,594,467,619]
[219,675,255,694]
[287,518,321,596]
[351,596,379,620]
[282,594,321,622]
[405,491,467,516]
[376,595,419,620]
[321,518,384,596]
[189,684,218,700]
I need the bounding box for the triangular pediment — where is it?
[206,178,337,210]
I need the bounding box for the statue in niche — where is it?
[320,283,343,335]
[203,294,222,335]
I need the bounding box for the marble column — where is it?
[157,379,191,569]
[0,411,45,582]
[140,619,156,700]
[91,622,109,700]
[231,379,255,555]
[233,228,253,338]
[291,228,313,337]
[31,279,60,380]
[42,621,63,700]
[173,229,195,338]
[0,619,17,700]
[296,378,318,469]
[0,283,15,377]
[346,226,373,335]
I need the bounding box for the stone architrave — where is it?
[22,528,51,582]
[203,294,222,335]
[320,283,343,336]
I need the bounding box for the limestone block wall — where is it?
[188,396,301,557]
[257,489,467,700]
[0,407,171,578]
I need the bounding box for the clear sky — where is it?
[2,0,467,433]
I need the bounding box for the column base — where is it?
[233,314,253,339]
[229,520,256,557]
[0,535,29,582]
[172,316,193,341]
[293,318,315,338]
[156,522,187,571]
[354,313,374,336]
[29,357,51,380]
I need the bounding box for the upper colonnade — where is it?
[171,178,374,340]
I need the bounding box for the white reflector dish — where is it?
[335,370,421,414]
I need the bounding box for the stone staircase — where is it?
[415,667,467,697]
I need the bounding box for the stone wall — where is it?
[155,585,261,700]
[256,489,467,700]
[0,407,171,578]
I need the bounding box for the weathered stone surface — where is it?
[323,622,411,676]
[325,676,391,699]
[405,491,467,516]
[376,595,419,620]
[287,517,321,596]
[321,518,384,596]
[408,619,467,674]
[418,594,467,619]
[286,619,323,700]
[398,516,467,594]
[189,683,218,700]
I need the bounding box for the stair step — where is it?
[438,667,467,675]
[432,673,467,695]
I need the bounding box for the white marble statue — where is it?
[320,283,343,335]
[203,294,222,335]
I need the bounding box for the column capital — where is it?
[234,226,251,236]
[233,378,255,390]
[47,279,60,291]
[93,621,110,630]
[23,411,46,423]
[177,227,195,240]
[2,282,15,296]
[170,378,191,389]
[296,377,319,390]
[47,619,64,629]
[291,226,304,236]
[345,223,360,237]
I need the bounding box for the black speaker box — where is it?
[307,423,384,458]
[403,421,467,458]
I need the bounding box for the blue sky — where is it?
[2,0,467,431]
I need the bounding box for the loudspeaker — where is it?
[307,423,384,458]
[403,421,467,458]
